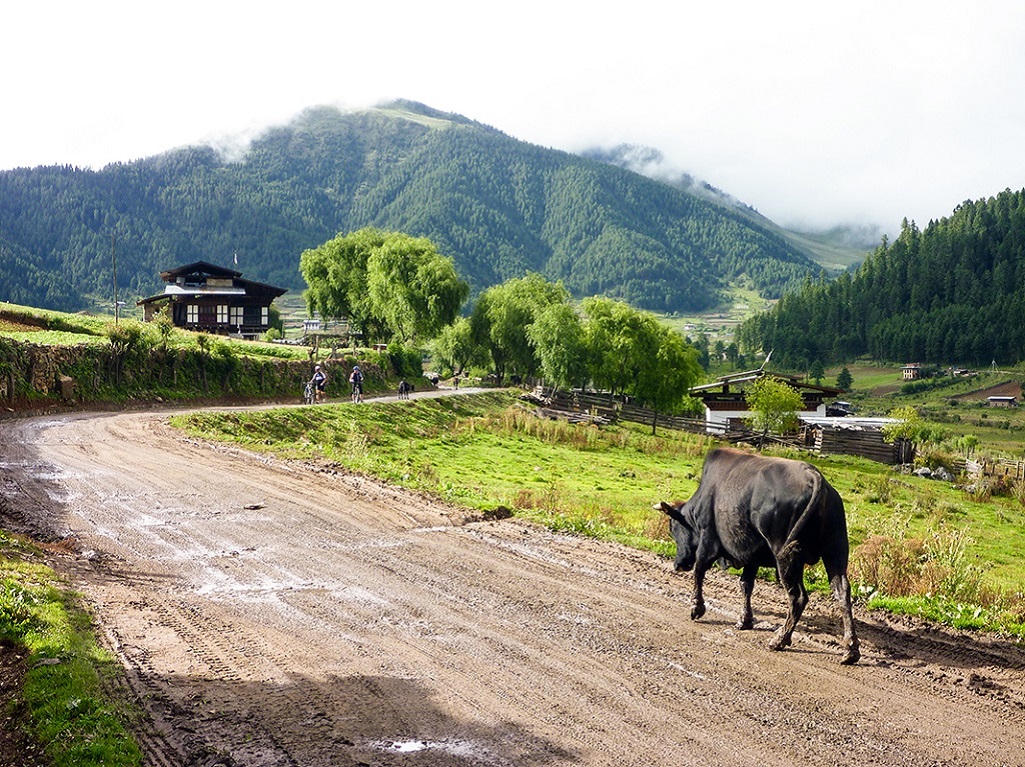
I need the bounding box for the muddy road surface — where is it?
[2,409,1024,767]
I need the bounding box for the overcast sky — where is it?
[5,1,1024,235]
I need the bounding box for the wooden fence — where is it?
[526,387,913,464]
[965,457,1025,481]
[808,426,912,465]
[528,388,769,444]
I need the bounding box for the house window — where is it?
[230,306,244,327]
[217,305,228,324]
[261,307,269,326]
[186,304,198,324]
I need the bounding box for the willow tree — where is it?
[300,228,388,343]
[580,297,700,431]
[366,233,469,342]
[527,302,589,391]
[632,323,703,433]
[301,228,468,344]
[581,296,667,398]
[470,273,568,383]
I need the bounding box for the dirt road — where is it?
[2,409,1024,767]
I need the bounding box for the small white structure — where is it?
[988,395,1018,408]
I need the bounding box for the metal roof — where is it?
[161,285,246,296]
[689,368,842,395]
[800,416,897,430]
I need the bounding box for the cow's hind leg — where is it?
[736,564,758,630]
[769,550,807,651]
[824,555,861,665]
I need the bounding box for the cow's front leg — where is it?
[736,564,758,630]
[690,564,707,620]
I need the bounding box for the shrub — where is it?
[1012,480,1025,508]
[387,342,424,380]
[853,522,985,604]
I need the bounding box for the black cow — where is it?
[398,380,414,400]
[659,447,860,664]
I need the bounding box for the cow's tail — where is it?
[778,466,823,564]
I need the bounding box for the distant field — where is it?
[826,363,902,397]
[661,285,774,344]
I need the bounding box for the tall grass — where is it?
[852,515,1025,634]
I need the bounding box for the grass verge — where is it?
[171,391,1025,641]
[0,531,141,767]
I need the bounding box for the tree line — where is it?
[301,229,704,423]
[737,188,1025,367]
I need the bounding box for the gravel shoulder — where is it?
[2,409,1024,767]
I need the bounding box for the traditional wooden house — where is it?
[137,261,287,339]
[689,368,843,433]
[902,363,922,381]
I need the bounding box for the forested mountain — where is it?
[0,100,822,314]
[582,143,877,272]
[737,188,1025,367]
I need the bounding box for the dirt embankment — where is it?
[951,380,1023,401]
[2,410,1024,767]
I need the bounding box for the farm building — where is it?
[902,363,922,380]
[137,261,287,339]
[988,395,1018,408]
[799,415,911,464]
[688,369,843,433]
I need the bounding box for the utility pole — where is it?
[111,232,119,324]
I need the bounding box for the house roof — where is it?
[137,261,288,305]
[160,261,242,281]
[800,415,897,430]
[689,368,842,396]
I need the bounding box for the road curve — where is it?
[1,408,1024,767]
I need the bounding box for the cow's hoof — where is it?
[768,632,791,651]
[735,617,754,630]
[690,603,706,621]
[840,647,861,665]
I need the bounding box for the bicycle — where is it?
[350,384,363,404]
[303,380,316,405]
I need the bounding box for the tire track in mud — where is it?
[3,410,1025,767]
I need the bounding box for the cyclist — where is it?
[349,364,364,403]
[310,365,328,404]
